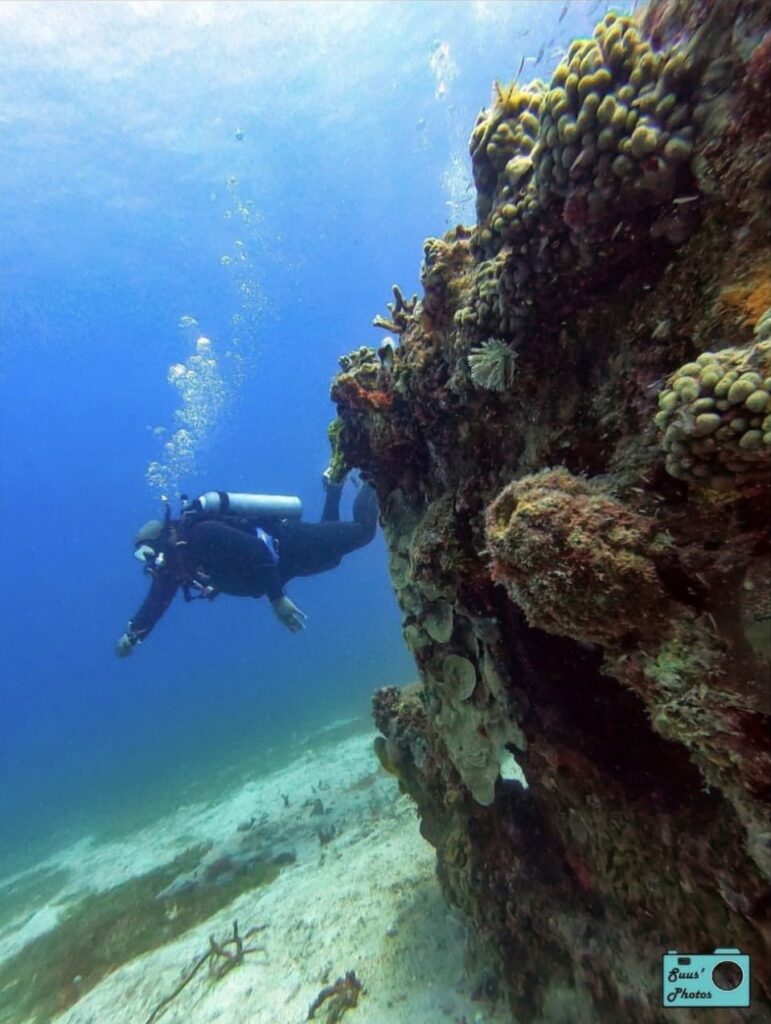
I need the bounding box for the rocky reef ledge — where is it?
[330,2,771,1021]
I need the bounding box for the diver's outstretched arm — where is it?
[115,573,179,656]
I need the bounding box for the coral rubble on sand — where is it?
[331,2,771,1020]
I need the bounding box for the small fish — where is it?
[378,337,397,370]
[673,195,700,204]
[234,128,244,141]
[559,3,568,22]
[652,320,671,341]
[535,44,545,66]
[516,56,525,78]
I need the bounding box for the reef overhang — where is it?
[332,2,771,1020]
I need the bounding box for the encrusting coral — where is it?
[330,2,771,1020]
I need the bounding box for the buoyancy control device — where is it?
[163,490,302,602]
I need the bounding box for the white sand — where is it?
[0,730,512,1024]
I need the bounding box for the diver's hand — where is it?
[115,633,134,658]
[270,596,307,633]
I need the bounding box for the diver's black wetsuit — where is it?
[128,485,378,643]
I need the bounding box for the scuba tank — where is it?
[187,490,303,520]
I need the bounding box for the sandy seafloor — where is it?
[0,723,513,1024]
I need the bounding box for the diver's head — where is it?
[133,519,165,564]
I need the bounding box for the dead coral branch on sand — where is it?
[307,969,364,1022]
[144,920,267,1024]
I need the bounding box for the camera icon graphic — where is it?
[662,949,750,1007]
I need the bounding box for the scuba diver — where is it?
[115,475,378,656]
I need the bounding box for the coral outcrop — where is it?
[486,467,671,645]
[458,8,704,341]
[330,1,771,1021]
[655,311,771,491]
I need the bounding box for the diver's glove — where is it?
[270,595,307,633]
[115,633,134,657]
[322,466,347,492]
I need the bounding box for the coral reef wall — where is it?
[331,2,771,1021]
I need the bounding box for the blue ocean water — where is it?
[0,0,631,873]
